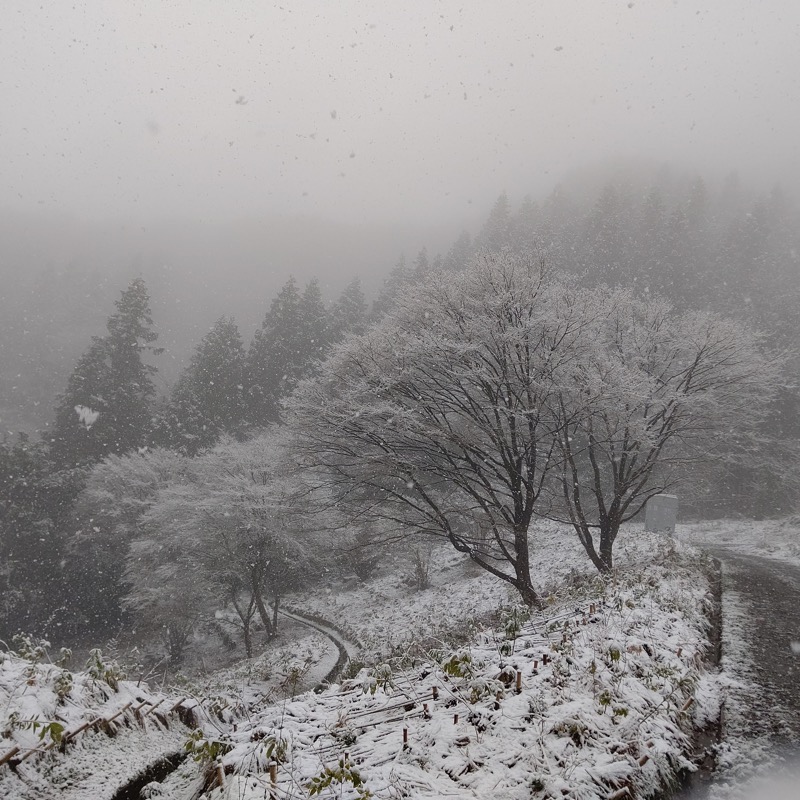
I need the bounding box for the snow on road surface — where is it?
[676,521,800,799]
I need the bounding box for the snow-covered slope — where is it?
[1,525,720,800]
[192,536,719,799]
[0,643,192,800]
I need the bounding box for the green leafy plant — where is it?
[11,633,50,664]
[54,670,74,702]
[184,728,233,764]
[498,606,531,656]
[362,663,394,695]
[5,716,65,747]
[85,648,126,691]
[552,717,589,746]
[32,719,66,746]
[308,758,372,799]
[251,732,288,764]
[467,676,504,704]
[430,649,477,679]
[282,660,311,698]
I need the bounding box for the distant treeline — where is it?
[1,165,799,646]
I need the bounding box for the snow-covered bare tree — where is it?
[553,294,782,572]
[131,433,314,658]
[71,448,194,634]
[289,251,782,600]
[289,252,598,607]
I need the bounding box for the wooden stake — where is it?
[402,727,408,747]
[106,701,133,724]
[142,698,165,718]
[63,718,97,743]
[453,713,459,725]
[167,697,186,714]
[0,746,21,767]
[431,686,439,700]
[515,670,522,693]
[269,760,278,800]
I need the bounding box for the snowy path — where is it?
[689,546,800,798]
[715,551,800,740]
[279,608,360,684]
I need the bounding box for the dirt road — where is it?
[710,549,800,743]
[679,547,800,798]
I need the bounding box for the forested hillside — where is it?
[2,166,798,654]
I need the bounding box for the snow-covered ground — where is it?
[0,642,190,800]
[1,523,721,800]
[675,517,800,568]
[199,536,718,800]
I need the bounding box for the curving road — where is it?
[279,608,360,684]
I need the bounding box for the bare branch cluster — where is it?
[288,251,781,604]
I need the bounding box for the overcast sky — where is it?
[2,0,799,226]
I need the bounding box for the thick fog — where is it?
[2,0,798,226]
[4,7,800,792]
[2,0,800,432]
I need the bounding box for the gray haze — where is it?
[2,0,800,434]
[2,0,799,227]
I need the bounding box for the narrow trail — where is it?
[279,607,360,684]
[679,546,800,798]
[109,611,359,800]
[708,548,800,743]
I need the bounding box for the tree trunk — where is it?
[570,520,610,574]
[252,581,275,639]
[598,518,619,572]
[272,594,280,636]
[515,579,541,608]
[511,521,541,608]
[230,588,257,658]
[242,619,253,658]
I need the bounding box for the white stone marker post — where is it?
[644,494,678,534]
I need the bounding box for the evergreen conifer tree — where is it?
[330,277,368,343]
[477,192,511,252]
[246,277,334,426]
[298,278,330,364]
[442,231,473,272]
[0,436,81,639]
[246,277,303,426]
[50,278,160,467]
[155,316,247,454]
